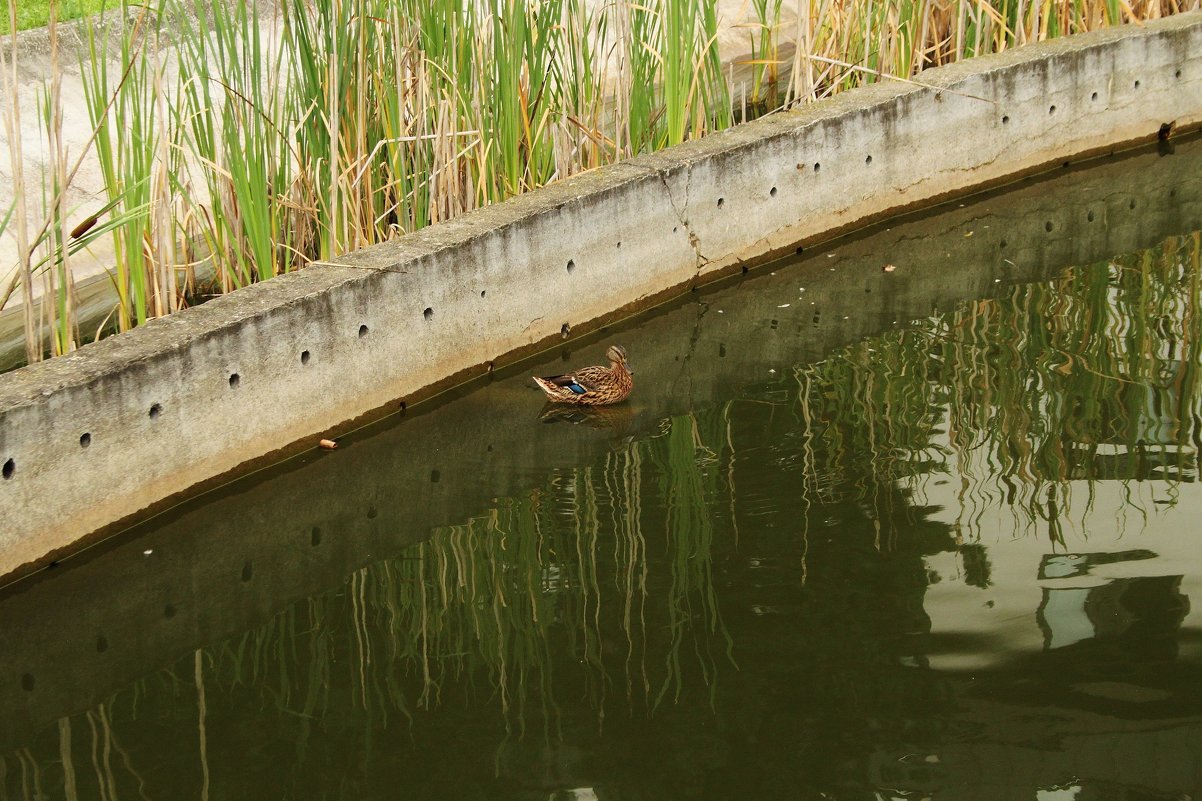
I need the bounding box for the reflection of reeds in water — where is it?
[0,404,742,798]
[652,413,734,706]
[791,331,943,552]
[951,236,1202,539]
[790,233,1202,547]
[0,701,138,801]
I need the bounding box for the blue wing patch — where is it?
[567,382,587,394]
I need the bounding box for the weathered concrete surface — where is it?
[0,15,1201,579]
[1,133,1200,749]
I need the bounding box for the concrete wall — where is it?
[1,14,1201,579]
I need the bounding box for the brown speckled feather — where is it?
[533,345,633,406]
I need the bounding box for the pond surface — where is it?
[3,136,1202,801]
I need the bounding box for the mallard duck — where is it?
[532,344,633,406]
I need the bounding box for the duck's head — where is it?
[607,344,632,373]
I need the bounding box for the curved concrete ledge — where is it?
[1,14,1201,579]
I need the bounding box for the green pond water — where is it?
[3,136,1202,800]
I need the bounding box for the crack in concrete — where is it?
[521,315,545,336]
[659,168,710,272]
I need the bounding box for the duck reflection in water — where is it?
[538,402,635,434]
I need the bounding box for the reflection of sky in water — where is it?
[1041,588,1096,649]
[921,477,1202,670]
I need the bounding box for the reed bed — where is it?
[1,0,1195,363]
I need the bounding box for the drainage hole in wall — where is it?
[96,635,108,653]
[999,240,1008,250]
[21,674,34,692]
[1045,221,1054,232]
[431,469,441,483]
[300,349,311,365]
[480,290,486,298]
[149,403,162,420]
[1129,198,1137,210]
[865,155,872,165]
[163,603,177,619]
[1087,210,1095,222]
[1002,115,1010,125]
[1175,69,1182,79]
[561,323,571,337]
[2,459,13,480]
[566,259,575,274]
[359,324,369,338]
[311,526,322,546]
[770,186,778,197]
[795,246,804,255]
[813,162,821,173]
[80,432,91,448]
[1091,91,1098,101]
[241,562,253,582]
[423,307,434,321]
[1048,105,1056,115]
[672,226,678,234]
[1134,79,1141,89]
[229,372,240,389]
[367,505,378,519]
[616,240,622,249]
[717,197,725,208]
